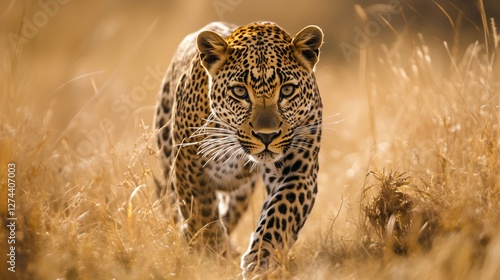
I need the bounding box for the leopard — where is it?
[154,21,323,277]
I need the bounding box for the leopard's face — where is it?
[197,22,323,163]
[209,53,318,163]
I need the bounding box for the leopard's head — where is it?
[197,22,323,163]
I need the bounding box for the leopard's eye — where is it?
[280,84,296,99]
[231,86,248,99]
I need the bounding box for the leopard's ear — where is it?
[197,30,230,76]
[291,25,323,71]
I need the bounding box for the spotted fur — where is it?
[154,21,323,277]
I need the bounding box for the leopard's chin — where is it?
[249,150,283,163]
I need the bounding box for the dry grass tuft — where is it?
[364,170,439,255]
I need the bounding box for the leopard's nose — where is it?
[252,131,280,146]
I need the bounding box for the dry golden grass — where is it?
[1,1,499,279]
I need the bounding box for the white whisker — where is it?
[249,161,259,172]
[186,113,252,166]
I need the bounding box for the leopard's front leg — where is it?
[173,146,230,254]
[241,153,319,277]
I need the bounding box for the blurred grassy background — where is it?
[1,0,499,279]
